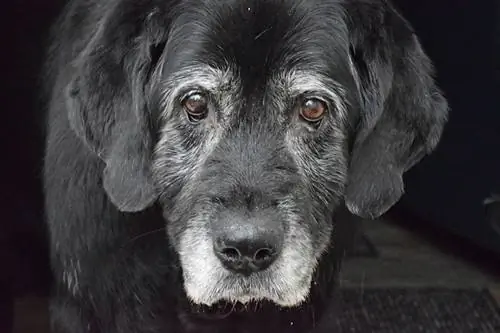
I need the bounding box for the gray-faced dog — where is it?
[42,0,448,332]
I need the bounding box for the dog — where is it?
[42,0,448,332]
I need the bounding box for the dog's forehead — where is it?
[166,0,349,85]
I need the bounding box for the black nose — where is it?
[214,228,281,275]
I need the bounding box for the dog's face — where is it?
[152,1,353,307]
[66,0,448,308]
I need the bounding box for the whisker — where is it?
[123,227,166,246]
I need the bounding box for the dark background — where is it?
[1,0,499,328]
[395,0,500,255]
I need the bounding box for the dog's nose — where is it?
[214,227,281,275]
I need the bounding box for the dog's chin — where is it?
[183,275,313,310]
[186,290,311,309]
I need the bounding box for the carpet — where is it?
[335,288,500,333]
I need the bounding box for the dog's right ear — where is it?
[65,5,169,212]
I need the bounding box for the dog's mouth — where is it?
[188,299,282,320]
[183,279,313,311]
[192,300,259,316]
[182,273,313,308]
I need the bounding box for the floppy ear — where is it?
[344,1,449,219]
[65,6,168,212]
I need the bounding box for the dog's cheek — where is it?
[152,121,217,202]
[288,136,347,254]
[289,141,347,210]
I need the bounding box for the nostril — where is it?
[254,248,274,262]
[221,247,241,260]
[213,225,283,274]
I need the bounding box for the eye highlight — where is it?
[181,92,209,121]
[299,98,327,123]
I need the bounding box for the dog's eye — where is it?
[182,93,209,121]
[299,98,327,123]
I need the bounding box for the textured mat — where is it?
[336,288,500,333]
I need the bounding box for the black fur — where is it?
[42,0,448,332]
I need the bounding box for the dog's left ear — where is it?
[344,1,449,219]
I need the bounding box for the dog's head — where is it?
[66,0,448,308]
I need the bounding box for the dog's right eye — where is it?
[182,93,209,121]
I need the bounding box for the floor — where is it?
[11,215,500,333]
[341,216,500,292]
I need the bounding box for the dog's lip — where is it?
[189,299,269,319]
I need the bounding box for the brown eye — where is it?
[182,93,209,121]
[300,98,327,123]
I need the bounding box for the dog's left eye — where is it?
[299,98,327,123]
[182,93,209,121]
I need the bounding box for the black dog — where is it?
[42,0,448,332]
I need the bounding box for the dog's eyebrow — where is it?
[159,64,235,117]
[159,65,347,121]
[273,69,348,119]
